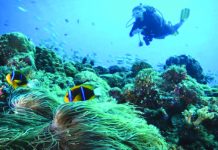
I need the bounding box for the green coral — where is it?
[0,32,36,69]
[35,46,64,73]
[32,70,74,98]
[63,62,78,77]
[193,106,215,126]
[177,77,205,106]
[100,73,125,88]
[131,61,152,76]
[183,105,216,126]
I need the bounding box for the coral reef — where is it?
[1,32,218,150]
[131,60,152,76]
[0,32,36,69]
[108,65,127,74]
[0,88,168,150]
[117,64,218,149]
[164,55,212,84]
[100,73,125,88]
[35,46,64,73]
[63,62,78,77]
[94,66,109,75]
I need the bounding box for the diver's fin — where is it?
[180,8,190,22]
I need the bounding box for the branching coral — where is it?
[183,105,215,126]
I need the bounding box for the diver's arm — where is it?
[129,22,140,37]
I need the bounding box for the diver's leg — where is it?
[143,35,153,46]
[143,36,150,46]
[172,21,184,32]
[162,22,183,36]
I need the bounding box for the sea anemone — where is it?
[9,88,60,119]
[50,101,168,150]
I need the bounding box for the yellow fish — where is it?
[64,85,95,103]
[6,71,28,89]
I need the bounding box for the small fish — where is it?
[64,85,95,103]
[90,60,95,66]
[64,33,68,36]
[31,1,36,4]
[125,53,132,57]
[65,19,69,23]
[91,22,95,26]
[18,6,28,12]
[76,19,80,24]
[117,59,124,64]
[3,23,9,27]
[6,71,28,89]
[82,57,87,64]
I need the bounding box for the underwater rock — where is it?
[94,66,109,74]
[162,65,187,84]
[74,61,95,72]
[63,62,78,77]
[164,55,210,84]
[108,87,122,100]
[33,70,74,97]
[121,83,136,103]
[35,46,64,73]
[100,73,125,88]
[131,60,152,76]
[0,32,36,69]
[108,65,127,74]
[7,53,36,70]
[176,78,205,107]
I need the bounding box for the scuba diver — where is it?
[127,3,190,46]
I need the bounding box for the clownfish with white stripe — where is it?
[64,84,96,103]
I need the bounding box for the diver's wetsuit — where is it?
[129,7,184,45]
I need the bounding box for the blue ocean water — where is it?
[0,0,217,83]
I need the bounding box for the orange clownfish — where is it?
[64,84,96,103]
[6,71,28,89]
